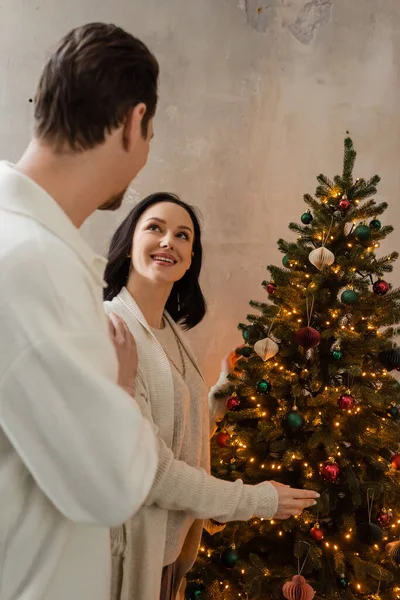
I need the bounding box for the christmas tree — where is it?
[188,138,400,600]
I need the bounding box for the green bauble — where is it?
[332,350,343,360]
[301,211,313,225]
[228,459,237,473]
[338,576,349,589]
[185,583,205,599]
[221,547,239,568]
[387,403,399,418]
[370,219,381,231]
[282,255,290,267]
[286,410,304,430]
[242,327,251,343]
[241,345,252,358]
[256,380,271,395]
[341,289,359,305]
[355,224,371,241]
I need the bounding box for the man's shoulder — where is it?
[1,216,104,330]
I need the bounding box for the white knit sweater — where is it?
[104,288,279,600]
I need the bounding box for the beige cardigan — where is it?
[104,288,278,600]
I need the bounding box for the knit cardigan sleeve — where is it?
[135,372,279,522]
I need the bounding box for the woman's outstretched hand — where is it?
[269,481,319,519]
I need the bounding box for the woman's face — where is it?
[130,202,194,286]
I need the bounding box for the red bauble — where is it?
[295,326,321,350]
[373,279,390,296]
[338,199,351,211]
[377,508,393,527]
[216,431,230,447]
[391,454,400,470]
[227,395,240,410]
[282,575,315,600]
[338,393,355,410]
[266,282,277,294]
[310,524,324,540]
[320,459,340,482]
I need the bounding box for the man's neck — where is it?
[15,140,111,228]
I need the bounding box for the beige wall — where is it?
[1,0,400,384]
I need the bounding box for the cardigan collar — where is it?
[117,287,206,385]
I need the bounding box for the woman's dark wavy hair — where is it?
[103,192,206,329]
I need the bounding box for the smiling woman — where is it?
[104,193,206,330]
[102,192,319,600]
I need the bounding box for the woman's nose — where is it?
[160,235,173,250]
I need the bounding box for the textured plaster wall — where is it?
[1,0,400,384]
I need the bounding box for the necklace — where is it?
[162,319,187,380]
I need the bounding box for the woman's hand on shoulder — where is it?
[108,313,137,397]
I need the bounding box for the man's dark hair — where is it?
[34,22,159,152]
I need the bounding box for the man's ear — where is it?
[122,103,147,151]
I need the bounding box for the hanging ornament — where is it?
[338,575,349,589]
[373,279,389,296]
[254,337,279,361]
[242,327,251,343]
[310,523,324,541]
[282,255,290,267]
[320,458,340,482]
[355,224,371,241]
[358,489,384,545]
[344,222,354,236]
[370,219,382,231]
[220,546,239,568]
[240,345,252,358]
[295,296,320,351]
[386,540,400,566]
[256,379,271,395]
[338,392,355,410]
[387,403,399,418]
[377,508,393,528]
[216,430,230,447]
[301,211,313,225]
[391,453,400,470]
[332,350,343,360]
[286,404,304,430]
[263,280,277,294]
[358,522,384,545]
[228,458,237,473]
[185,582,205,599]
[226,393,240,411]
[309,246,335,270]
[282,575,315,600]
[339,198,351,211]
[295,326,321,350]
[341,289,359,305]
[379,349,400,371]
[387,403,400,418]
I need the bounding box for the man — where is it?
[0,23,159,600]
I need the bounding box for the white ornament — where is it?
[308,247,335,270]
[344,222,353,236]
[254,337,279,361]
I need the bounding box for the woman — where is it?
[103,193,318,600]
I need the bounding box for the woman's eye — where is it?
[147,224,161,232]
[177,232,189,240]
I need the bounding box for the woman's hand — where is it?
[221,347,243,375]
[269,481,319,520]
[108,313,137,397]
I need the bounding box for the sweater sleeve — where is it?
[134,375,278,522]
[0,331,158,527]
